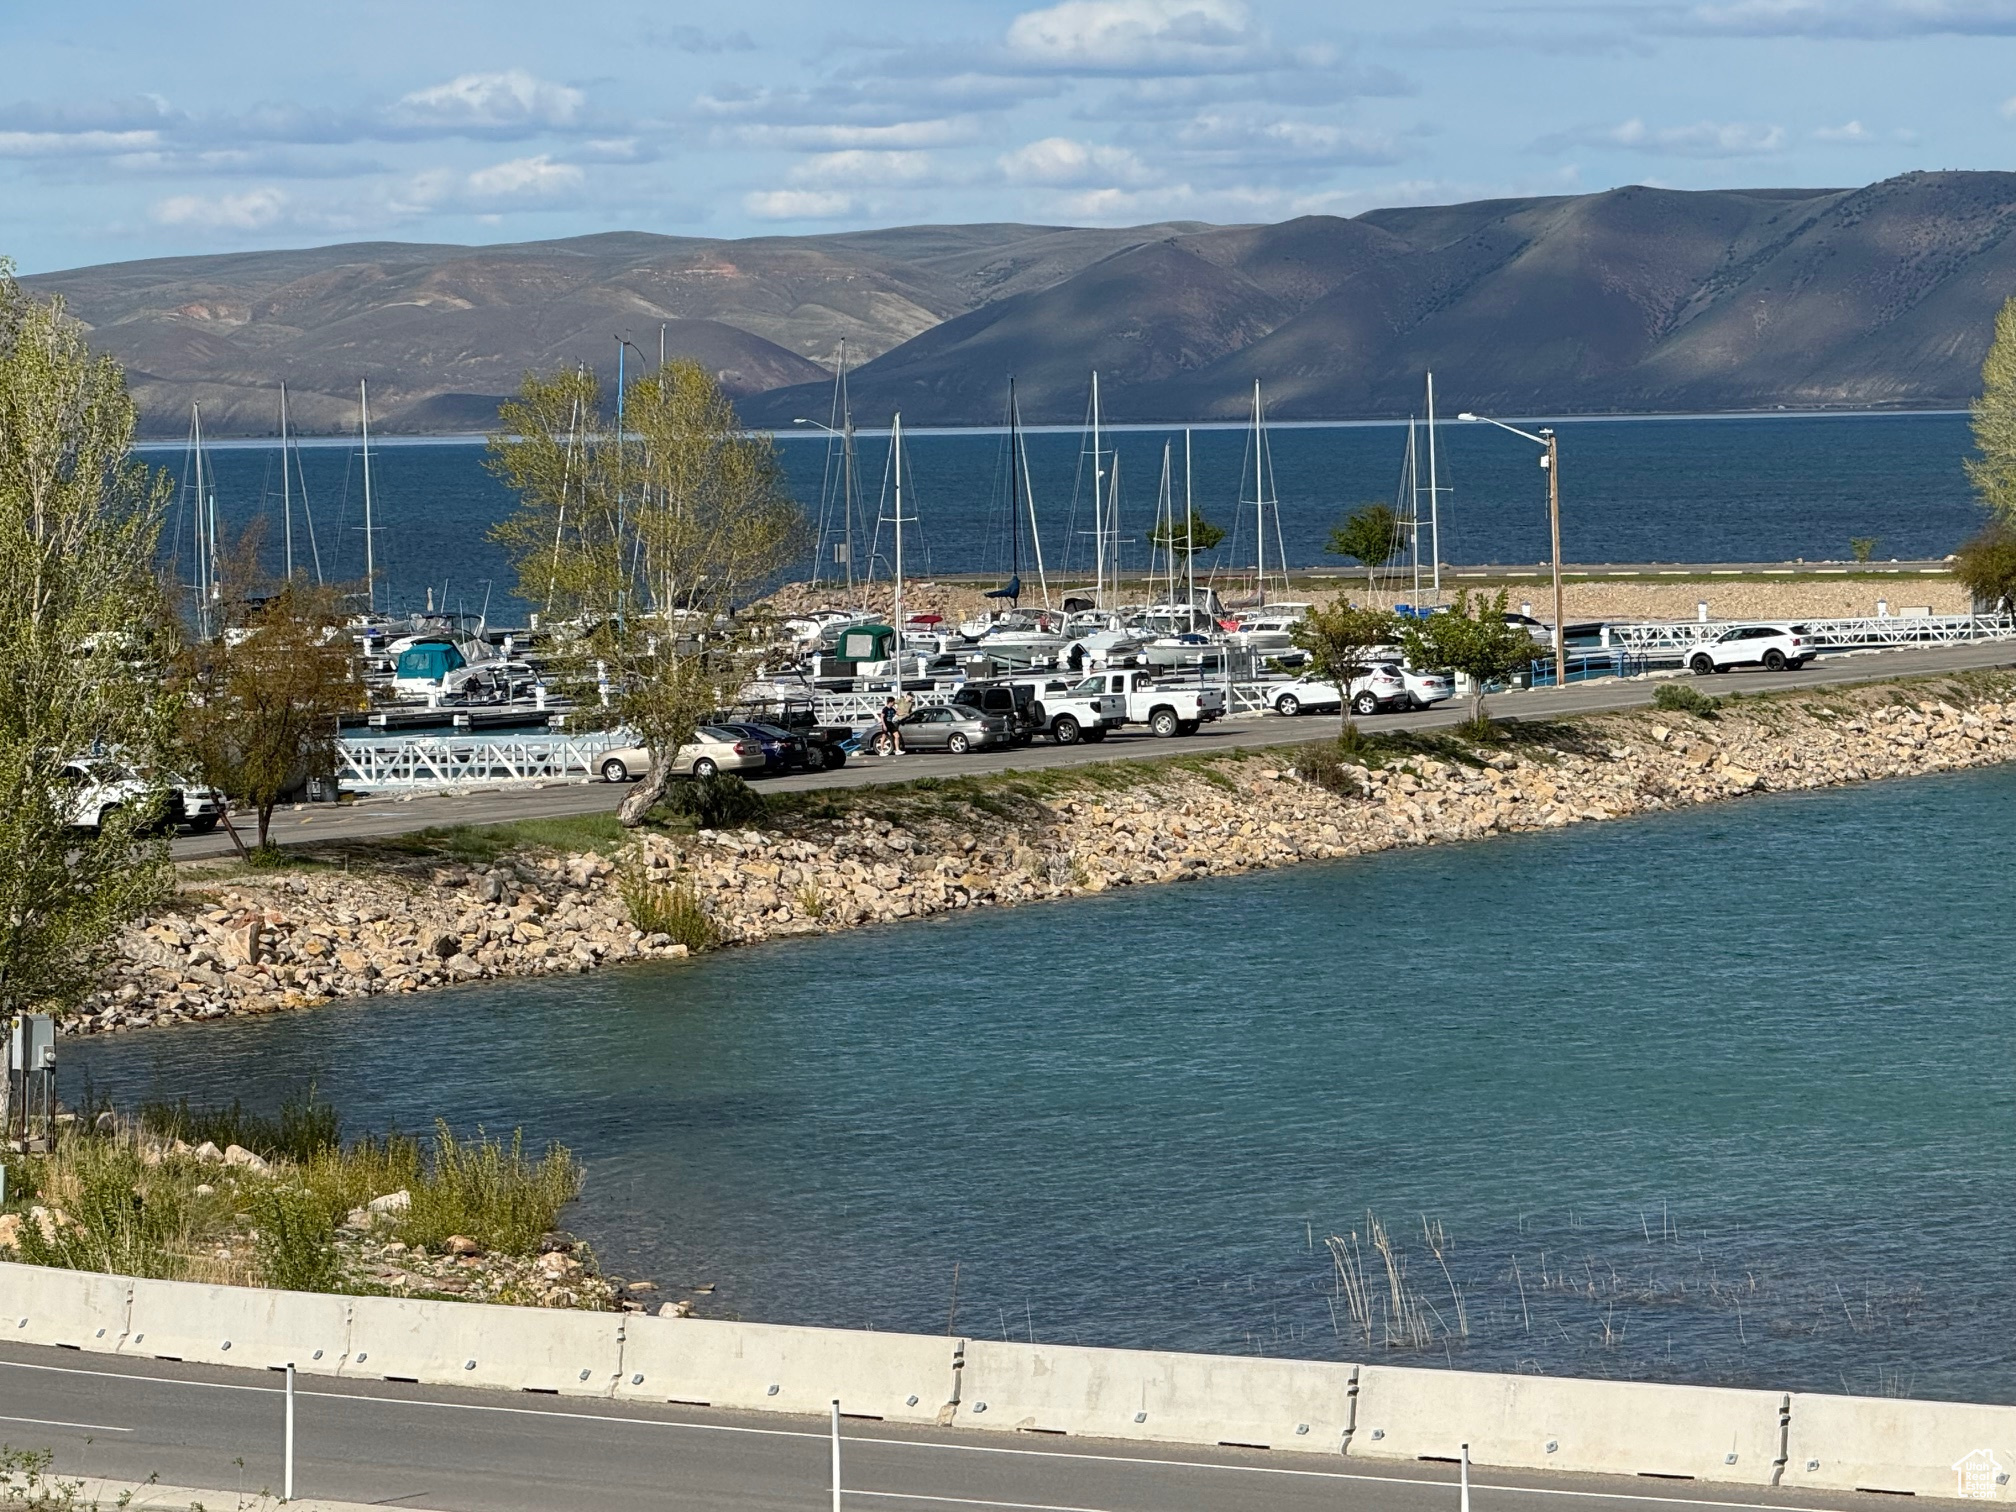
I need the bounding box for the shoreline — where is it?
[76,667,2016,1040]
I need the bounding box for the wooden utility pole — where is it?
[1544,429,1566,689]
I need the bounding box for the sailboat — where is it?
[275,382,324,584]
[810,340,864,597]
[180,404,221,640]
[1228,380,1291,608]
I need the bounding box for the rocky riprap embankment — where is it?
[79,682,2016,1036]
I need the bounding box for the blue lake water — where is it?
[142,412,1984,619]
[71,762,2016,1404]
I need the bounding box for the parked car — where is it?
[1371,655,1457,710]
[870,704,1014,754]
[709,719,812,773]
[59,759,168,833]
[597,727,765,783]
[949,682,1039,743]
[1687,624,1816,675]
[1269,663,1411,717]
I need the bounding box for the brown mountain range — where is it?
[21,171,2016,434]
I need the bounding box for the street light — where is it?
[1458,412,1566,690]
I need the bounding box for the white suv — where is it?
[1687,624,1816,675]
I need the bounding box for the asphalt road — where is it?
[173,642,2016,864]
[0,1343,1914,1512]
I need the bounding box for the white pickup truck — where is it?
[1016,677,1127,744]
[1068,669,1226,738]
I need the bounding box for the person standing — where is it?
[880,696,902,755]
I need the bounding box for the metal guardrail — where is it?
[335,731,634,791]
[1603,613,2016,654]
[810,688,957,723]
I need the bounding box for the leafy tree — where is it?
[1953,525,2016,614]
[0,262,177,1019]
[1145,509,1225,570]
[1968,296,2016,525]
[488,361,808,826]
[1849,536,1878,564]
[1396,588,1541,727]
[1326,503,1402,593]
[1291,598,1399,735]
[180,542,357,850]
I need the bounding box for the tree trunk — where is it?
[256,802,274,849]
[617,762,673,827]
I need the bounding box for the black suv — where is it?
[949,682,1038,744]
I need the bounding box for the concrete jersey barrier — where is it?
[126,1277,352,1374]
[345,1294,624,1395]
[20,1261,2016,1503]
[956,1339,1359,1452]
[1782,1392,2016,1499]
[615,1316,958,1424]
[1352,1365,1786,1485]
[0,1264,130,1352]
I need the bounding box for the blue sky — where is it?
[5,0,2015,272]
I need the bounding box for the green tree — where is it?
[1145,509,1225,574]
[0,262,176,1020]
[1291,598,1399,735]
[180,544,358,850]
[488,361,808,826]
[1953,525,2016,614]
[1969,296,2016,525]
[1325,503,1402,593]
[1396,588,1541,727]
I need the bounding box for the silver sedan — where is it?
[871,705,1014,754]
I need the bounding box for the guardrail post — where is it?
[830,1398,842,1512]
[284,1360,295,1502]
[1460,1441,1470,1512]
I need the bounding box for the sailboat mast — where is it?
[192,403,208,640]
[1016,388,1049,607]
[360,379,376,614]
[1426,371,1441,598]
[891,412,905,680]
[1252,380,1265,606]
[1184,428,1196,606]
[1090,371,1105,608]
[280,383,294,581]
[1407,417,1421,601]
[1158,441,1174,603]
[841,343,856,596]
[1008,378,1022,587]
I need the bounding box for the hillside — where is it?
[21,172,2016,433]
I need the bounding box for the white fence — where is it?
[1604,613,2016,656]
[334,731,634,792]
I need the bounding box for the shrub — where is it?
[138,1087,342,1162]
[1288,740,1363,797]
[15,1140,183,1279]
[1654,682,1720,718]
[618,866,720,951]
[0,1446,95,1510]
[395,1122,583,1256]
[657,773,767,829]
[250,1184,342,1293]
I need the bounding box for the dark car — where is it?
[949,681,1038,744]
[721,700,850,769]
[710,719,811,773]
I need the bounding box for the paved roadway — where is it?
[174,642,2016,863]
[0,1343,1913,1512]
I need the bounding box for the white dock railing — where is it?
[335,731,634,792]
[1603,612,2016,655]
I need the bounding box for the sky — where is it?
[5,0,2016,273]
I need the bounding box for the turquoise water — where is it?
[142,412,1980,618]
[72,764,2016,1402]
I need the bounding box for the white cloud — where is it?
[1000,135,1153,184]
[1175,113,1405,165]
[2002,95,2016,118]
[1004,0,1263,72]
[1811,120,1874,141]
[1537,117,1787,157]
[150,187,288,229]
[724,118,979,151]
[787,150,936,186]
[0,129,161,158]
[1665,0,2016,36]
[743,188,857,219]
[465,154,583,198]
[392,70,584,131]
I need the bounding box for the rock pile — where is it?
[75,680,2016,1038]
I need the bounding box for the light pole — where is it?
[1458,412,1566,690]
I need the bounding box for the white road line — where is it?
[0,1413,130,1434]
[848,1491,1114,1512]
[0,1358,1855,1512]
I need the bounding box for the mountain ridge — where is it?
[19,172,2016,434]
